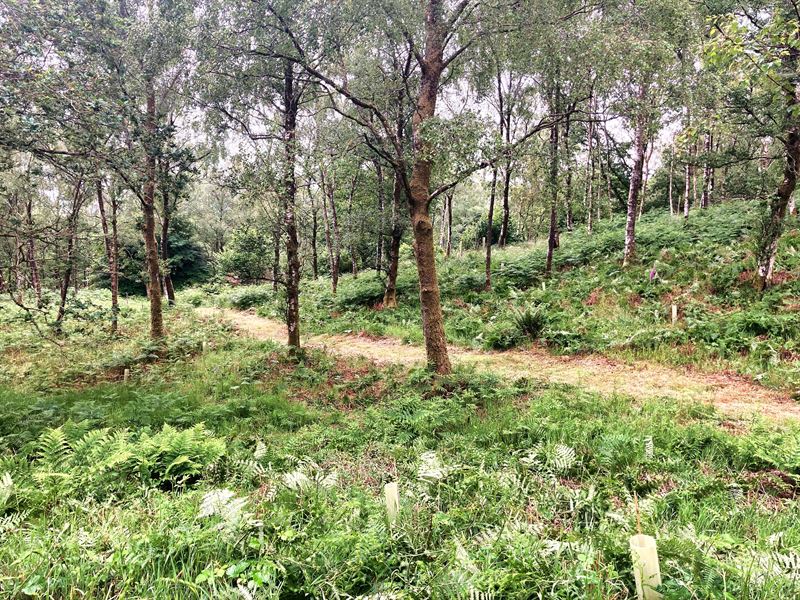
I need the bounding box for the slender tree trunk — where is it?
[311,200,319,279]
[585,96,595,234]
[55,178,84,332]
[637,140,654,219]
[497,68,513,247]
[701,131,713,209]
[445,190,453,257]
[375,160,385,272]
[439,194,447,249]
[347,174,358,278]
[668,150,674,216]
[683,161,691,218]
[499,162,512,245]
[692,141,699,208]
[383,169,403,308]
[160,180,175,306]
[329,174,342,285]
[282,61,301,350]
[406,0,451,373]
[272,218,281,292]
[622,83,648,267]
[97,177,120,333]
[484,167,498,289]
[563,111,574,232]
[25,198,42,307]
[142,79,164,339]
[320,168,339,294]
[545,118,559,275]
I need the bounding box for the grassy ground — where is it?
[192,201,800,391]
[2,302,800,598]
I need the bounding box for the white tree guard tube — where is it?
[384,482,400,524]
[630,534,662,600]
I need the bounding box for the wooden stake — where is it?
[123,368,130,382]
[671,304,678,325]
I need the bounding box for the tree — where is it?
[710,1,800,290]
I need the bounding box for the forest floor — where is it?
[197,307,800,422]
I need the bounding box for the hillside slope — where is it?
[193,202,800,390]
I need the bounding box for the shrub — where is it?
[453,272,486,294]
[484,319,522,350]
[227,285,273,310]
[217,227,274,283]
[335,276,386,308]
[513,305,549,339]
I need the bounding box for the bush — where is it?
[484,319,522,349]
[513,305,549,339]
[218,227,274,283]
[335,276,386,308]
[227,285,273,310]
[453,272,486,294]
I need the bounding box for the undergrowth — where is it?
[1,308,800,598]
[190,201,800,390]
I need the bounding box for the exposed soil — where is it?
[197,307,800,422]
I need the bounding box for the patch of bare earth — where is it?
[196,307,799,422]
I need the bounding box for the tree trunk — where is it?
[406,0,451,373]
[25,198,42,307]
[142,79,164,340]
[683,161,691,218]
[55,178,84,332]
[497,67,513,247]
[320,167,339,294]
[545,119,559,275]
[97,177,120,333]
[282,60,301,350]
[499,162,512,245]
[563,111,574,232]
[311,200,319,279]
[329,173,343,287]
[383,169,403,308]
[668,150,674,216]
[755,71,800,290]
[347,173,359,278]
[375,160,385,272]
[637,140,654,219]
[160,176,176,306]
[701,131,713,209]
[484,166,498,290]
[445,190,453,257]
[272,218,281,291]
[585,96,595,234]
[622,83,648,267]
[692,141,699,208]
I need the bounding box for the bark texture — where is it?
[621,83,648,267]
[142,80,164,339]
[406,0,451,373]
[282,60,301,350]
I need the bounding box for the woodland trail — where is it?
[197,307,800,422]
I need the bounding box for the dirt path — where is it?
[197,307,799,422]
